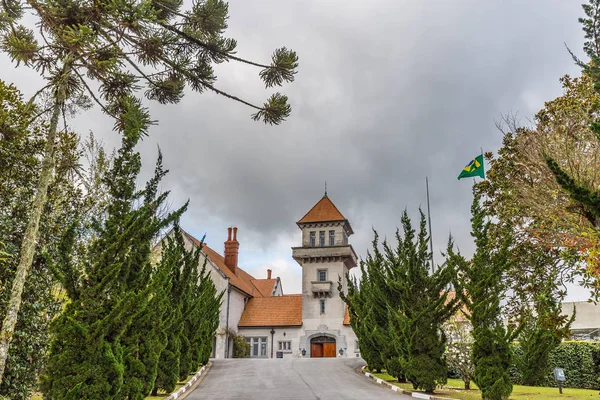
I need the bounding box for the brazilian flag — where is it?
[458,154,485,180]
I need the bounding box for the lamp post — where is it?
[270,328,275,358]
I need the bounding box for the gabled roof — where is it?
[182,230,262,297]
[251,278,277,297]
[297,195,347,224]
[238,295,303,327]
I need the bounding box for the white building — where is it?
[178,194,360,359]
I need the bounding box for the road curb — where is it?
[165,361,212,400]
[358,366,452,400]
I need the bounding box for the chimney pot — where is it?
[267,269,272,279]
[224,227,239,274]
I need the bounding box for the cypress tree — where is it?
[154,227,201,394]
[447,191,516,400]
[339,232,391,374]
[189,263,222,368]
[40,97,185,399]
[179,250,222,378]
[517,277,574,386]
[385,211,457,393]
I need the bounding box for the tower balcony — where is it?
[311,281,333,297]
[291,245,357,269]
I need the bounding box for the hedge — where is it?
[509,341,600,390]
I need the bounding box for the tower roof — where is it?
[297,195,347,224]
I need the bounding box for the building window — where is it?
[320,299,326,314]
[355,340,360,352]
[278,341,292,351]
[319,231,325,247]
[246,337,268,358]
[309,231,315,247]
[342,231,348,245]
[329,230,335,246]
[317,269,327,282]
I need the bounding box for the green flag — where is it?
[458,154,485,180]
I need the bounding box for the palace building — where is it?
[175,193,360,359]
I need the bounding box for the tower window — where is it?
[320,299,326,314]
[319,231,325,247]
[329,230,335,246]
[309,231,315,247]
[317,269,328,282]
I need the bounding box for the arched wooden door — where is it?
[310,336,336,358]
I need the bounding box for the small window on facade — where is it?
[320,299,326,314]
[329,230,335,246]
[278,341,292,351]
[317,269,327,282]
[355,340,360,352]
[309,231,315,247]
[319,231,325,247]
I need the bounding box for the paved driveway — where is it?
[187,358,409,400]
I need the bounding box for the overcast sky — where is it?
[1,0,592,299]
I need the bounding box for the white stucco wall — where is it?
[238,327,304,358]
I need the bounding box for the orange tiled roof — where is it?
[183,231,261,297]
[297,195,347,224]
[251,279,277,297]
[343,305,351,325]
[238,295,303,327]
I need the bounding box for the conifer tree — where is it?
[189,263,221,368]
[340,234,387,373]
[517,274,574,386]
[153,227,201,394]
[447,191,517,400]
[179,250,222,378]
[0,0,298,376]
[385,211,457,393]
[40,97,186,399]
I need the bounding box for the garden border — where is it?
[358,366,455,400]
[164,361,212,400]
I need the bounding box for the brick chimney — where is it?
[224,227,239,274]
[267,269,272,279]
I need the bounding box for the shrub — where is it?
[232,334,251,358]
[510,341,600,390]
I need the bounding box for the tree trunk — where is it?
[464,378,470,390]
[0,86,64,383]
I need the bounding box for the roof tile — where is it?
[297,195,347,224]
[238,295,302,327]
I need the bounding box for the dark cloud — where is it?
[0,0,589,296]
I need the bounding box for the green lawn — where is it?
[30,374,196,400]
[371,373,600,400]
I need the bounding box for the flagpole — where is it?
[426,177,435,273]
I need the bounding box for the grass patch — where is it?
[371,373,600,400]
[30,373,197,400]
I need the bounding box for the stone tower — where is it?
[292,194,357,356]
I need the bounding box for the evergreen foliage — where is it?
[385,211,458,393]
[40,97,186,399]
[339,232,389,374]
[342,211,458,393]
[0,80,80,400]
[517,279,574,386]
[153,227,222,392]
[447,191,517,400]
[510,341,600,390]
[0,0,298,380]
